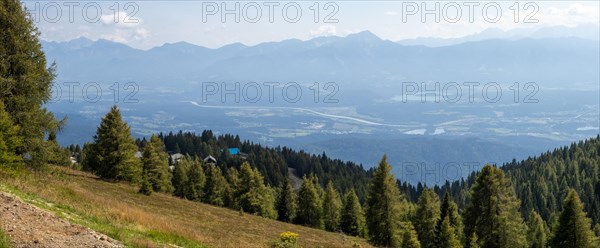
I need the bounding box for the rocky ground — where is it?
[0,192,123,248]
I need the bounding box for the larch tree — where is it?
[469,233,481,248]
[203,164,230,207]
[464,165,527,248]
[437,216,462,248]
[340,189,366,237]
[172,156,191,199]
[237,162,276,218]
[142,135,173,193]
[526,210,547,248]
[366,155,404,247]
[186,157,205,200]
[0,0,63,168]
[401,223,422,248]
[225,167,241,209]
[295,174,323,228]
[0,101,21,165]
[83,106,141,182]
[138,174,153,196]
[413,188,441,248]
[322,181,342,231]
[550,189,594,248]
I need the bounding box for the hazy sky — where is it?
[23,1,600,49]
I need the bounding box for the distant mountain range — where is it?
[42,25,599,88]
[396,24,600,47]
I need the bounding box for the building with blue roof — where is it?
[228,148,240,155]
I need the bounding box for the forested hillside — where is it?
[148,131,371,200]
[145,130,600,229]
[506,137,600,224]
[428,136,600,227]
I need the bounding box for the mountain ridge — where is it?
[42,31,599,86]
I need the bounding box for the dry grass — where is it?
[0,166,372,248]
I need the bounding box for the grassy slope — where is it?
[0,166,371,248]
[0,228,9,248]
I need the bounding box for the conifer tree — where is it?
[83,106,141,182]
[340,189,366,237]
[464,165,527,248]
[203,164,230,207]
[436,191,464,247]
[437,216,462,248]
[138,174,153,196]
[469,233,481,248]
[413,188,440,248]
[45,129,71,167]
[237,162,276,218]
[0,101,22,165]
[0,0,61,168]
[323,181,342,231]
[172,156,190,198]
[276,177,295,222]
[550,189,594,248]
[526,210,547,248]
[225,167,241,209]
[142,135,173,193]
[74,144,81,158]
[366,155,404,247]
[295,174,323,228]
[186,158,205,200]
[402,224,422,248]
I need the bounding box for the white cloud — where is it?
[100,27,150,44]
[100,11,142,28]
[310,25,337,37]
[539,4,599,26]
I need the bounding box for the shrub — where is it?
[269,232,300,248]
[279,232,299,244]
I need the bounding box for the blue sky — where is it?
[23,1,600,49]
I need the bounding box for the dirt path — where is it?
[0,192,123,248]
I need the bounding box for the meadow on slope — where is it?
[0,166,370,248]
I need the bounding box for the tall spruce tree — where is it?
[322,181,342,231]
[550,189,594,248]
[413,188,441,248]
[526,210,547,248]
[172,156,190,198]
[83,106,141,182]
[464,165,527,248]
[142,135,173,193]
[276,177,295,222]
[295,174,323,228]
[366,155,404,247]
[340,189,366,237]
[436,191,464,247]
[0,0,63,168]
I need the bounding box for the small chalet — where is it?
[170,153,184,163]
[203,155,217,165]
